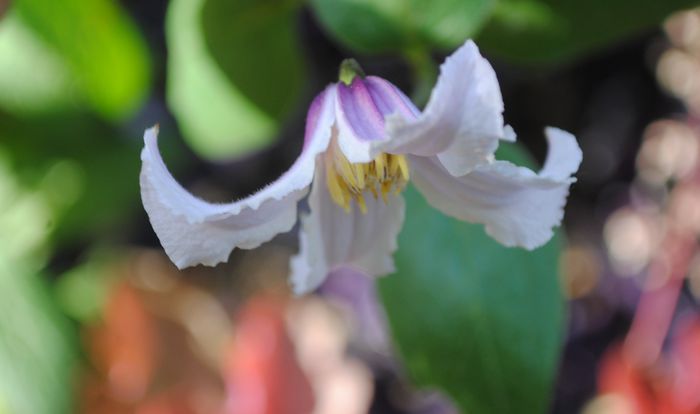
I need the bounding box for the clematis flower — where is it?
[140,40,582,294]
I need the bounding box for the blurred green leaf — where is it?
[0,113,145,244]
[0,157,77,414]
[309,0,495,53]
[379,144,564,414]
[0,260,77,414]
[0,148,52,265]
[0,12,76,115]
[202,0,305,120]
[14,0,151,119]
[56,251,119,323]
[478,0,700,64]
[167,0,298,160]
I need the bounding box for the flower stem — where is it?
[404,47,437,108]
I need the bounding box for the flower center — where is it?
[324,140,409,214]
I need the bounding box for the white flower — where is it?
[140,40,582,294]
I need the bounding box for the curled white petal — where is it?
[378,40,505,176]
[140,86,336,268]
[541,127,583,180]
[290,164,405,295]
[502,124,517,142]
[410,128,581,250]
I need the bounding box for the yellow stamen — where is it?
[369,186,378,199]
[325,141,409,213]
[381,181,392,203]
[326,164,346,207]
[337,155,357,189]
[374,154,386,180]
[397,155,410,181]
[354,163,366,188]
[355,193,368,214]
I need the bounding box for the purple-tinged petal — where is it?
[140,86,336,269]
[318,267,392,355]
[378,40,505,176]
[290,162,405,294]
[303,84,338,148]
[338,77,386,142]
[335,76,419,163]
[408,392,459,414]
[364,76,420,120]
[410,128,581,250]
[334,78,382,164]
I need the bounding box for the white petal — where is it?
[502,124,517,142]
[541,127,583,180]
[290,165,405,295]
[410,128,581,250]
[140,86,336,268]
[378,40,505,175]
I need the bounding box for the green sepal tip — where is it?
[338,58,366,85]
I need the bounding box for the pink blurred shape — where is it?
[224,298,315,414]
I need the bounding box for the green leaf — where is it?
[55,251,120,323]
[201,0,305,120]
[167,0,304,160]
[0,112,149,244]
[0,157,77,414]
[0,147,52,265]
[478,0,700,64]
[309,0,495,54]
[0,12,76,115]
[378,144,564,413]
[13,0,151,119]
[0,262,77,414]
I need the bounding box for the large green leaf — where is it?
[13,0,151,119]
[167,0,304,160]
[478,0,700,64]
[202,0,305,120]
[379,144,565,413]
[309,0,495,54]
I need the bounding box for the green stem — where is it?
[404,47,437,108]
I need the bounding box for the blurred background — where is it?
[2,0,700,413]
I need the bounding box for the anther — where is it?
[325,142,409,213]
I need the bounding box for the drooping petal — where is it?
[502,124,517,142]
[410,128,582,250]
[335,76,419,163]
[378,40,505,176]
[290,164,405,294]
[541,127,584,180]
[317,267,392,354]
[140,86,336,269]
